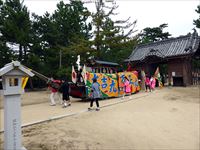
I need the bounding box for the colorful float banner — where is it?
[118,72,140,95]
[86,73,118,98]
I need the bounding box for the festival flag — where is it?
[81,64,87,84]
[72,66,77,83]
[154,67,163,87]
[76,55,81,71]
[22,77,29,89]
[21,68,32,89]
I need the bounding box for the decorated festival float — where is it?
[0,56,165,101]
[5,56,141,100]
[69,56,140,99]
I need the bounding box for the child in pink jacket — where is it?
[145,76,151,92]
[124,77,131,95]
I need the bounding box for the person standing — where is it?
[141,69,146,90]
[124,76,131,96]
[48,78,62,106]
[76,68,84,84]
[145,75,151,92]
[88,78,101,111]
[60,79,71,108]
[150,76,156,90]
[49,86,57,106]
[48,78,57,106]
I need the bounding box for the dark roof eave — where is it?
[126,32,200,62]
[128,53,194,63]
[165,53,194,60]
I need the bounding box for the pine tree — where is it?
[91,0,137,62]
[138,23,171,44]
[194,5,200,29]
[0,0,31,62]
[30,0,92,78]
[0,0,12,67]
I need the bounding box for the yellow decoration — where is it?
[22,77,29,89]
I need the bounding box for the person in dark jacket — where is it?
[60,79,71,108]
[77,68,84,83]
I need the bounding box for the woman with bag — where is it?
[88,78,101,111]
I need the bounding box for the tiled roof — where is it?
[125,31,200,62]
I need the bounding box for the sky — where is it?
[23,0,200,37]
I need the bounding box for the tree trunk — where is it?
[24,45,27,63]
[19,44,23,61]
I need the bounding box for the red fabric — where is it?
[49,80,61,93]
[50,87,57,93]
[145,77,150,85]
[133,71,138,77]
[53,80,61,84]
[124,80,131,93]
[127,63,132,71]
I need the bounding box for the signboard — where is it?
[86,73,118,98]
[118,72,140,95]
[85,72,140,98]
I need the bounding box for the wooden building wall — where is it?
[167,58,192,86]
[132,57,193,86]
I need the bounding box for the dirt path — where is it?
[0,87,199,150]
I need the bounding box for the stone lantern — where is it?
[0,61,34,150]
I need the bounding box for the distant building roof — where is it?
[95,60,119,66]
[87,58,119,67]
[125,31,200,62]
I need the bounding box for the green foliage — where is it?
[192,59,200,69]
[0,0,31,61]
[28,0,92,78]
[0,0,93,83]
[91,1,137,63]
[0,0,140,83]
[139,23,171,44]
[0,41,13,68]
[159,64,168,75]
[0,0,148,88]
[56,66,71,79]
[194,5,200,29]
[52,0,92,66]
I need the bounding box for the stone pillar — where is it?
[0,61,34,150]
